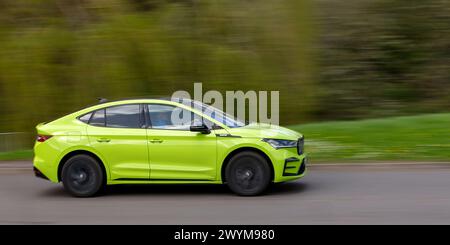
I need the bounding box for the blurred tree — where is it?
[314,0,450,120]
[0,0,317,132]
[0,0,449,133]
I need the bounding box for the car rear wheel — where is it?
[61,154,104,197]
[225,151,271,196]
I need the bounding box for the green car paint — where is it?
[33,99,307,188]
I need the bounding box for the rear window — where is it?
[105,104,141,128]
[78,113,92,123]
[89,109,106,127]
[80,104,143,128]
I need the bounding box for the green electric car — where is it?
[33,98,307,197]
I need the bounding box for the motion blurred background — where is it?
[0,0,449,162]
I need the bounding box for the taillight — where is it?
[36,135,52,142]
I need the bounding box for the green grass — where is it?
[0,150,33,161]
[289,113,450,163]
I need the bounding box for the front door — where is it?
[145,104,217,180]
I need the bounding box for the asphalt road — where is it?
[1,161,450,224]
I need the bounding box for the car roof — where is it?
[95,97,196,105]
[74,97,207,116]
[80,98,175,110]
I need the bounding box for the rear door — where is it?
[86,104,149,180]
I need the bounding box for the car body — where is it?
[33,98,307,196]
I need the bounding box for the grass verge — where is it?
[1,113,449,163]
[0,150,33,161]
[289,113,450,163]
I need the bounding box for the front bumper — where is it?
[271,147,307,183]
[283,157,307,176]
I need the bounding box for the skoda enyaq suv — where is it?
[33,98,307,197]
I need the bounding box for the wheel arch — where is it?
[221,147,274,183]
[57,150,108,183]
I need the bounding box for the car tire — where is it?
[61,154,104,197]
[225,151,271,196]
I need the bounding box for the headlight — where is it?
[262,138,297,149]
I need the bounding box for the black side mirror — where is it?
[190,124,211,134]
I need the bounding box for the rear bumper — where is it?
[33,155,59,182]
[33,166,50,181]
[33,140,61,183]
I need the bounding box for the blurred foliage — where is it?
[0,0,449,133]
[0,0,316,131]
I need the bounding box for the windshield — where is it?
[173,98,245,128]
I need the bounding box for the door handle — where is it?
[97,138,111,143]
[149,139,163,143]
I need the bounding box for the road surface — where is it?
[1,161,450,224]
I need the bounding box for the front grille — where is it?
[297,136,304,155]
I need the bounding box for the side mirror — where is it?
[190,124,211,134]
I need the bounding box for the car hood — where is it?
[225,123,302,140]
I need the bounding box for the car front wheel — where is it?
[61,154,104,197]
[225,151,271,196]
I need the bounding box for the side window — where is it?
[78,112,92,124]
[105,104,142,128]
[148,104,213,130]
[89,109,105,127]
